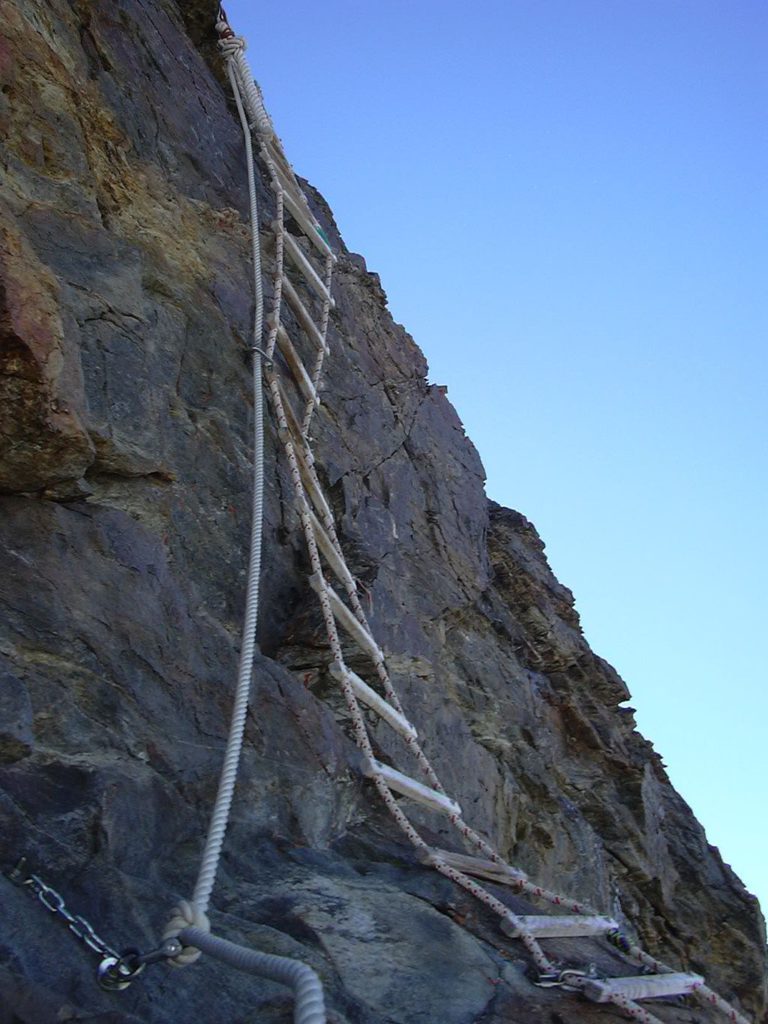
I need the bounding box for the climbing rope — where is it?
[166,11,753,1024]
[158,17,326,1024]
[179,928,325,1024]
[162,46,267,963]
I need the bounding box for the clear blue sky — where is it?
[226,1,768,915]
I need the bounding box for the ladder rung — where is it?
[263,137,335,260]
[425,849,526,885]
[268,149,305,205]
[366,758,461,817]
[500,914,618,940]
[276,324,319,407]
[583,973,703,1003]
[282,276,329,353]
[265,148,314,212]
[282,189,332,257]
[309,574,384,664]
[281,230,335,307]
[308,510,356,591]
[268,158,333,258]
[280,417,337,528]
[274,376,309,451]
[330,661,417,740]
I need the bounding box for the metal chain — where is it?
[5,858,181,990]
[7,858,120,961]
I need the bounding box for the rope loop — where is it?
[162,900,211,966]
[218,32,245,60]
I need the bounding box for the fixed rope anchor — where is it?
[98,939,184,991]
[5,857,182,993]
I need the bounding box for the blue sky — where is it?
[226,1,768,915]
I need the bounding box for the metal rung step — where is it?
[281,229,335,307]
[330,661,417,740]
[276,323,320,407]
[366,758,461,816]
[424,849,527,885]
[309,510,356,591]
[500,914,618,940]
[282,276,329,353]
[309,574,384,665]
[583,972,703,1003]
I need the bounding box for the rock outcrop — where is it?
[1,3,765,1023]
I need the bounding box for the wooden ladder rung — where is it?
[266,145,304,202]
[308,510,356,591]
[282,276,329,353]
[500,914,618,940]
[330,661,417,740]
[274,376,309,450]
[281,230,335,307]
[582,973,703,1003]
[366,758,461,817]
[266,147,333,258]
[288,437,337,528]
[425,849,526,885]
[309,574,384,665]
[276,323,319,408]
[282,189,331,257]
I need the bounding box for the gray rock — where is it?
[0,2,764,1023]
[0,672,33,763]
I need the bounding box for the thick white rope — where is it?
[180,927,325,1024]
[217,23,274,138]
[163,31,329,1022]
[163,40,268,968]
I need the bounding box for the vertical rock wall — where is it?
[1,3,765,1022]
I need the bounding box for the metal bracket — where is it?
[98,938,183,991]
[533,964,599,992]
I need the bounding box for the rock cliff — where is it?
[1,3,765,1023]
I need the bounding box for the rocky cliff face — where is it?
[1,3,765,1024]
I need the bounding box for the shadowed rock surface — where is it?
[1,3,765,1023]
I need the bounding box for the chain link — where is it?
[5,857,183,990]
[7,859,120,961]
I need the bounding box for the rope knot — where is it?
[216,20,245,57]
[162,900,211,966]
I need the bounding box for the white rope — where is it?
[164,35,267,964]
[216,20,275,138]
[180,927,325,1024]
